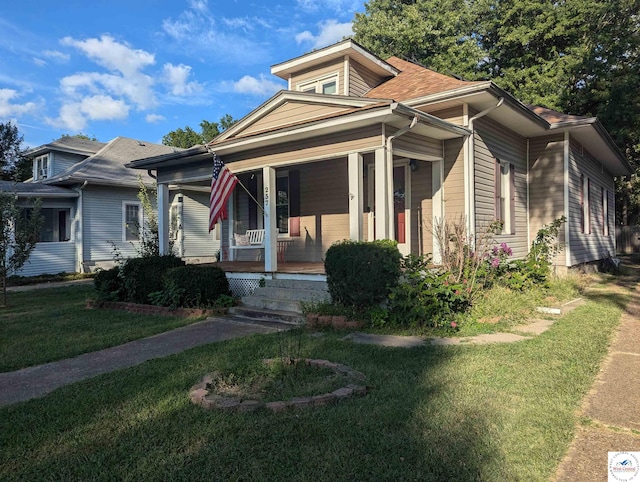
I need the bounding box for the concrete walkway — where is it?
[0,316,285,407]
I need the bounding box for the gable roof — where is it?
[527,105,591,124]
[45,137,182,187]
[365,57,485,101]
[25,136,106,158]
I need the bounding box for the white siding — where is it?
[177,191,221,259]
[15,243,76,276]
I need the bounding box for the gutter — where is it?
[466,97,504,238]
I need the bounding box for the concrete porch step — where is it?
[265,278,328,292]
[251,286,330,303]
[239,295,303,314]
[227,306,303,325]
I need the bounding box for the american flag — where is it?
[209,154,238,232]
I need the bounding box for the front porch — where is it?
[212,261,325,275]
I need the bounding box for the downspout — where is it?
[386,112,419,240]
[75,181,88,273]
[466,97,504,238]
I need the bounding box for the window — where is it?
[494,159,515,234]
[580,174,590,234]
[297,74,339,95]
[34,154,49,180]
[276,173,289,235]
[123,202,142,241]
[602,187,609,236]
[20,207,71,242]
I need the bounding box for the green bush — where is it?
[151,265,231,308]
[324,239,402,308]
[120,255,185,304]
[93,266,124,301]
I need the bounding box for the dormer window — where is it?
[297,73,339,95]
[34,154,49,180]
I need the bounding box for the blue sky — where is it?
[0,0,364,148]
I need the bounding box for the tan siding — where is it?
[395,132,443,159]
[443,137,465,219]
[568,137,616,264]
[474,117,528,258]
[349,61,387,97]
[226,125,384,171]
[426,106,464,126]
[240,102,351,136]
[528,135,566,266]
[291,59,344,93]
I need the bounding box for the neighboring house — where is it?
[128,39,631,279]
[1,136,220,277]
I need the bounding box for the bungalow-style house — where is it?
[1,136,220,276]
[128,39,631,293]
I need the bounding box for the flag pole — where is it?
[206,147,264,214]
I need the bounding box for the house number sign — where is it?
[264,186,269,207]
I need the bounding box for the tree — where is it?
[0,192,42,307]
[0,122,30,182]
[162,116,237,148]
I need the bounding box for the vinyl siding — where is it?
[240,102,351,137]
[82,186,146,262]
[529,134,567,266]
[51,152,87,177]
[474,116,528,258]
[568,137,615,264]
[395,132,443,160]
[349,61,387,97]
[427,107,464,126]
[15,242,77,276]
[443,137,465,219]
[172,191,221,259]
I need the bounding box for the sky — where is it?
[0,0,365,148]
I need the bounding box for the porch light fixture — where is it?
[409,159,419,172]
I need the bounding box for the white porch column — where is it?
[226,193,235,261]
[374,147,388,239]
[432,160,444,264]
[348,152,363,241]
[157,183,170,255]
[263,166,278,272]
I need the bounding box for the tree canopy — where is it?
[353,0,640,220]
[162,115,237,149]
[0,122,31,182]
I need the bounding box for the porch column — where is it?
[348,152,363,241]
[227,193,235,261]
[374,147,388,239]
[263,166,278,272]
[432,160,444,264]
[157,182,170,255]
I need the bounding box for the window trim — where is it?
[581,174,591,234]
[34,154,49,181]
[602,187,609,236]
[296,73,340,95]
[122,201,143,242]
[494,159,515,235]
[276,170,290,237]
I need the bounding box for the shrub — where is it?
[387,254,470,328]
[151,265,231,308]
[324,239,402,307]
[94,266,124,301]
[120,255,185,304]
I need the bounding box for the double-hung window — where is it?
[494,159,515,234]
[123,201,142,242]
[276,172,289,235]
[34,154,49,180]
[297,73,339,95]
[580,174,590,234]
[602,187,609,236]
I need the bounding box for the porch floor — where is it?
[205,261,326,275]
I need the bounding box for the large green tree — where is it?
[0,122,31,182]
[353,0,640,220]
[162,115,237,149]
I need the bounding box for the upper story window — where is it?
[297,73,339,95]
[34,154,49,180]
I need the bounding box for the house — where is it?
[1,136,220,277]
[127,39,631,291]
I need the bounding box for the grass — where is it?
[0,285,204,372]
[0,276,627,481]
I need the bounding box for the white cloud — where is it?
[145,113,166,123]
[231,75,284,96]
[0,89,40,118]
[47,95,129,131]
[296,20,353,49]
[162,63,203,96]
[42,50,70,63]
[32,57,47,67]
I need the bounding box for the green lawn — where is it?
[0,281,625,481]
[0,285,203,372]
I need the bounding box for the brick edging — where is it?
[86,299,223,318]
[305,313,364,329]
[189,358,367,413]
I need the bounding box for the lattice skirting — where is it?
[225,273,270,297]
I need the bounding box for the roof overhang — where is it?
[0,182,79,198]
[271,38,399,80]
[24,145,99,158]
[128,103,470,171]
